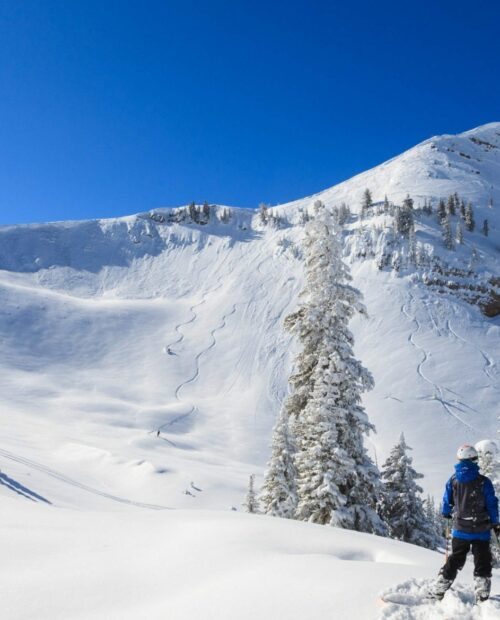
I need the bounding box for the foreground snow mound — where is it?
[379,578,500,619]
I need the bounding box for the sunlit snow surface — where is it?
[0,123,499,618]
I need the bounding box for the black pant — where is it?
[441,537,492,580]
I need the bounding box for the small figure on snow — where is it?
[156,430,160,438]
[430,444,500,603]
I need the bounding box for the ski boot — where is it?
[428,573,454,600]
[474,576,491,603]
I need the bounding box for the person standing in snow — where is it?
[430,444,500,602]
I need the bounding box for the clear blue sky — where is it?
[1,1,499,225]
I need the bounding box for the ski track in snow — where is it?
[401,291,478,435]
[446,318,500,395]
[156,239,275,440]
[0,447,169,510]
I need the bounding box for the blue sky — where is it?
[1,1,499,224]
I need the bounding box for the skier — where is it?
[430,444,500,603]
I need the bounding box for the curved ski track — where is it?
[401,291,477,435]
[446,318,500,395]
[157,238,275,437]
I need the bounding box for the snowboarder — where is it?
[156,430,160,438]
[430,444,500,603]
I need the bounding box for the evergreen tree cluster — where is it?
[258,203,283,228]
[253,202,444,549]
[149,202,226,225]
[433,193,477,250]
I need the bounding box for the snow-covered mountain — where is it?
[1,122,499,619]
[287,122,500,216]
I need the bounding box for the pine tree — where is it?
[243,474,259,513]
[442,213,454,250]
[201,201,211,224]
[437,199,447,225]
[408,224,417,265]
[416,243,429,268]
[460,199,466,220]
[377,434,437,548]
[188,201,198,222]
[455,220,464,245]
[465,202,475,232]
[447,194,456,216]
[260,410,298,518]
[383,195,390,213]
[288,206,385,533]
[361,189,373,219]
[394,201,414,237]
[476,441,500,566]
[337,202,351,225]
[391,250,401,273]
[476,441,500,489]
[424,495,444,547]
[482,219,489,237]
[259,203,269,225]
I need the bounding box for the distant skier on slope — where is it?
[429,444,500,603]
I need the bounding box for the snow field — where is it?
[2,498,485,620]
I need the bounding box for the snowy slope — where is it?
[0,123,499,619]
[2,498,499,620]
[285,122,500,222]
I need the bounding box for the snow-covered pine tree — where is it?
[442,213,454,250]
[361,189,373,219]
[408,224,417,265]
[437,199,447,225]
[456,220,464,245]
[460,199,466,220]
[476,440,500,489]
[383,195,390,213]
[465,202,475,232]
[377,434,437,548]
[260,410,298,518]
[416,243,429,269]
[476,440,500,566]
[288,204,385,533]
[424,495,444,548]
[188,201,198,223]
[243,474,259,513]
[394,198,414,237]
[482,219,489,237]
[447,194,456,216]
[259,203,269,225]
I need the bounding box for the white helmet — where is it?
[457,444,478,461]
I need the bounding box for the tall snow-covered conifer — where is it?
[287,202,385,533]
[377,434,436,548]
[243,474,259,514]
[260,410,297,518]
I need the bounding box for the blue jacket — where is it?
[442,460,499,541]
